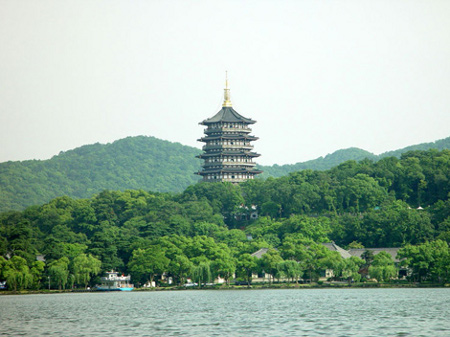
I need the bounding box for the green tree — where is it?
[192,261,212,287]
[73,254,101,288]
[340,256,363,283]
[128,246,169,287]
[368,252,397,282]
[48,257,70,290]
[298,243,341,282]
[398,240,449,283]
[30,260,45,290]
[170,255,193,286]
[260,249,284,284]
[277,260,302,284]
[211,249,236,286]
[236,253,258,286]
[3,256,33,291]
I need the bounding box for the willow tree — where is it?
[2,256,33,291]
[368,251,397,282]
[48,257,70,290]
[73,254,101,288]
[192,261,212,287]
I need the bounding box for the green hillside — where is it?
[1,135,449,212]
[379,137,450,159]
[1,148,449,289]
[258,148,377,178]
[0,136,202,212]
[259,137,450,178]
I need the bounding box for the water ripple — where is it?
[0,289,449,336]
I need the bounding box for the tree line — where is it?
[1,135,449,213]
[0,149,449,290]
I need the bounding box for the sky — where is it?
[1,0,449,166]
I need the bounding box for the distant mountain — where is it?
[258,148,377,178]
[0,135,449,212]
[258,137,450,178]
[378,137,450,159]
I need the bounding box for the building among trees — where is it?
[196,76,262,183]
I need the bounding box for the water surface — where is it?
[1,288,449,336]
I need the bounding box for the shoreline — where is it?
[1,282,449,295]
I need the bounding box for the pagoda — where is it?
[196,76,262,183]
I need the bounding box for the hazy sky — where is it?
[1,1,449,166]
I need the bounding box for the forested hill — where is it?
[259,137,450,177]
[0,135,449,212]
[0,136,202,212]
[1,148,449,290]
[258,148,376,177]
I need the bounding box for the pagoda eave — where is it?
[198,135,258,142]
[197,168,263,175]
[197,151,261,158]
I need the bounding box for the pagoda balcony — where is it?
[202,144,254,151]
[203,161,256,167]
[204,177,251,183]
[205,127,252,134]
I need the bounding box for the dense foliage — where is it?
[259,136,450,178]
[0,136,202,212]
[1,136,448,212]
[1,149,449,289]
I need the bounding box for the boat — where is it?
[96,270,134,291]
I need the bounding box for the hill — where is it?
[0,135,449,212]
[258,137,450,178]
[258,148,377,178]
[1,147,449,289]
[379,137,450,159]
[0,136,202,211]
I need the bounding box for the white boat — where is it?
[96,271,134,291]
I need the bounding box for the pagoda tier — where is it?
[196,76,262,183]
[197,167,263,174]
[196,167,263,184]
[197,135,258,142]
[204,126,252,135]
[196,151,261,159]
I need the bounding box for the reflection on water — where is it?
[0,288,449,336]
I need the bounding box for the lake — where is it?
[1,288,449,336]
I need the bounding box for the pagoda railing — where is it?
[203,161,256,167]
[202,144,254,151]
[202,177,255,183]
[205,127,252,134]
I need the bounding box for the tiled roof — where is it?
[251,248,271,259]
[348,248,401,262]
[198,135,258,141]
[201,107,256,125]
[197,168,263,174]
[322,242,352,259]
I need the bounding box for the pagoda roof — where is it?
[197,168,263,175]
[198,135,258,142]
[197,151,261,158]
[200,107,256,125]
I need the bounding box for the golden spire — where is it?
[223,71,232,107]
